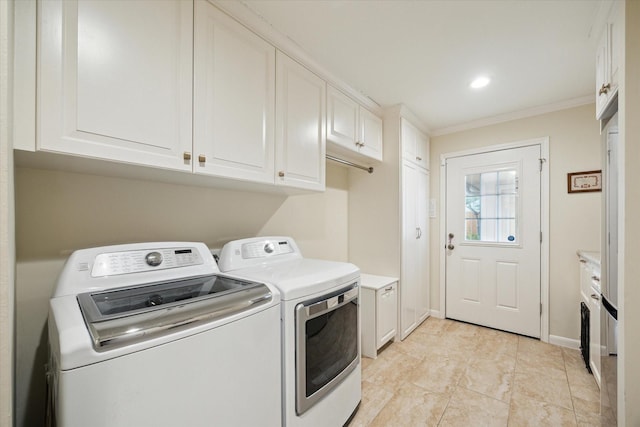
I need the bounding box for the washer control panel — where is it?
[91,247,203,277]
[241,239,295,259]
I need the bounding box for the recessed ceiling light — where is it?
[470,76,491,89]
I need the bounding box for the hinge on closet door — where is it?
[540,303,543,315]
[540,231,542,243]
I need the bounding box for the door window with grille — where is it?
[464,169,519,244]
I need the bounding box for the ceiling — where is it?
[240,0,605,134]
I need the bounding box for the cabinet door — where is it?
[401,118,417,163]
[275,52,326,191]
[416,168,430,322]
[595,30,609,118]
[358,107,383,161]
[589,292,601,387]
[327,86,358,150]
[377,283,397,347]
[416,132,430,170]
[39,0,193,171]
[193,1,275,183]
[400,160,419,338]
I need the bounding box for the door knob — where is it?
[447,233,455,250]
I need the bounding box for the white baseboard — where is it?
[429,309,444,319]
[549,334,580,350]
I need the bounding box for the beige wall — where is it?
[13,162,348,427]
[621,1,639,424]
[429,104,601,341]
[0,0,15,425]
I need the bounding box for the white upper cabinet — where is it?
[327,86,359,149]
[38,0,194,171]
[327,85,383,162]
[595,1,621,119]
[359,107,383,161]
[193,1,276,183]
[401,118,429,170]
[275,52,326,191]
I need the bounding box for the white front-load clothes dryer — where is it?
[47,242,282,427]
[218,237,362,427]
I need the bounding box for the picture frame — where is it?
[567,170,602,193]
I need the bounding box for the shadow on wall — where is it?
[22,326,48,427]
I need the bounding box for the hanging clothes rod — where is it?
[326,155,374,174]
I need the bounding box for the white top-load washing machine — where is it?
[48,242,282,427]
[218,237,361,427]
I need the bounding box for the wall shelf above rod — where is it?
[326,155,374,174]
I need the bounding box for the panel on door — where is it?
[327,86,358,150]
[193,1,275,183]
[39,0,193,170]
[445,145,541,338]
[275,52,326,191]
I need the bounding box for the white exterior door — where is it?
[445,145,541,338]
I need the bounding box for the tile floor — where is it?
[349,317,602,426]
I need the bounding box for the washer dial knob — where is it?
[264,242,275,254]
[145,251,163,267]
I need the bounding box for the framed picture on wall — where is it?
[567,170,602,193]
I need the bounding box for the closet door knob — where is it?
[278,171,285,177]
[198,154,206,163]
[183,152,192,161]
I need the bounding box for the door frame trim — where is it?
[439,137,550,342]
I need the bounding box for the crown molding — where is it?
[430,95,594,137]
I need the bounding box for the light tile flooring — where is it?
[349,317,601,426]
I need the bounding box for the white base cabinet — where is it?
[361,274,398,359]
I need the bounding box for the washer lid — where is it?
[77,274,273,351]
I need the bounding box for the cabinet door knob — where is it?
[599,83,611,96]
[278,171,285,177]
[183,152,192,161]
[591,293,600,300]
[416,156,422,161]
[198,154,206,163]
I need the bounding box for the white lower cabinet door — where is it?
[377,283,398,347]
[38,0,193,171]
[275,52,326,191]
[193,1,276,183]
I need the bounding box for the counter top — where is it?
[360,273,398,290]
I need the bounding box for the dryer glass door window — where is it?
[295,283,359,415]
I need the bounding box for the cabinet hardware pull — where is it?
[278,171,285,177]
[599,83,611,96]
[198,154,206,163]
[183,152,192,161]
[384,286,394,292]
[591,293,600,300]
[591,276,600,282]
[579,259,587,263]
[416,156,422,161]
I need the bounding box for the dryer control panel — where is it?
[218,236,302,272]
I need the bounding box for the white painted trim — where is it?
[429,309,444,319]
[439,137,550,342]
[431,96,593,137]
[549,335,580,350]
